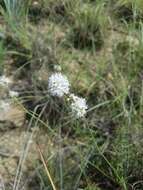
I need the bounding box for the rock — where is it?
[0,127,84,189]
[0,128,52,188]
[0,100,25,128]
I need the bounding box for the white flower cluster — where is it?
[48,73,70,97]
[70,94,88,118]
[48,72,88,118]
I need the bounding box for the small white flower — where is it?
[0,75,12,86]
[9,90,19,97]
[70,94,88,118]
[48,73,70,97]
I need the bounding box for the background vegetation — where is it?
[0,0,143,189]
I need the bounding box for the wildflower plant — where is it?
[69,94,88,118]
[48,72,70,97]
[48,71,88,119]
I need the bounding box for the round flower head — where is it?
[70,94,88,118]
[48,73,70,97]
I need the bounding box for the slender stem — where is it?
[36,144,57,190]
